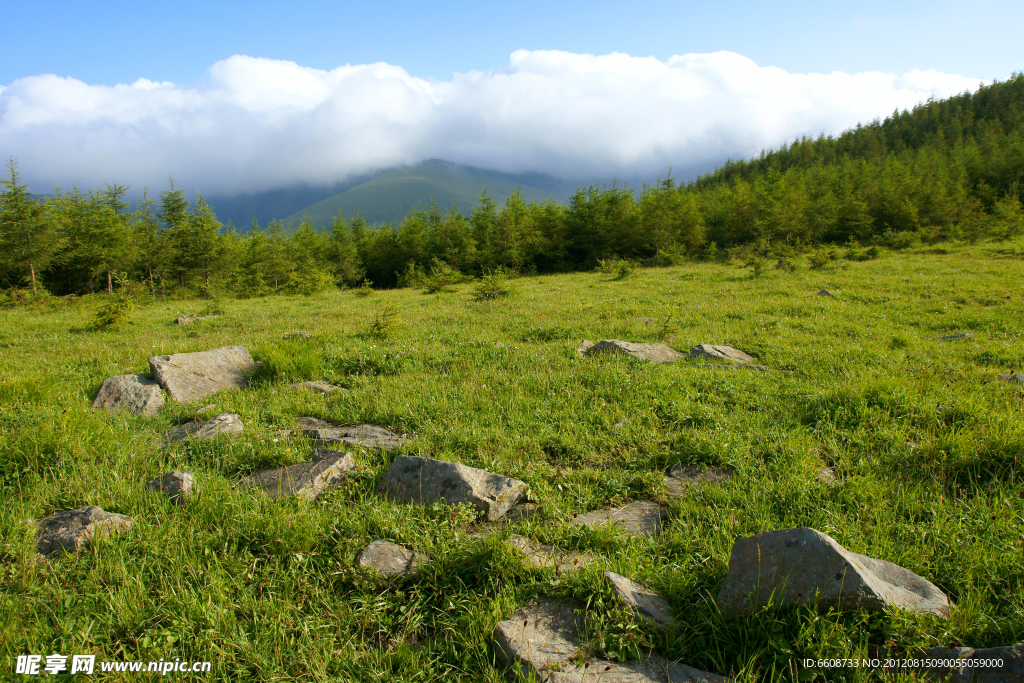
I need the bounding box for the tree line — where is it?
[1,74,1022,297]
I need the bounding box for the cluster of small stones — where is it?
[67,331,1021,677]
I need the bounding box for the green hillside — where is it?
[282,159,580,227]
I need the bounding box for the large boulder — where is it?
[297,417,405,450]
[36,506,133,558]
[604,571,675,629]
[148,346,256,403]
[242,450,354,501]
[163,412,243,446]
[493,598,725,683]
[585,340,685,364]
[145,471,195,503]
[355,540,423,576]
[689,344,757,364]
[379,455,527,521]
[716,528,952,617]
[572,500,665,537]
[92,374,165,416]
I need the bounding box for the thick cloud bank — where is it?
[0,50,983,194]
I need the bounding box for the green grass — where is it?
[1,241,1023,682]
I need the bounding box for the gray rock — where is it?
[92,374,165,416]
[176,313,201,325]
[493,599,583,681]
[163,412,243,446]
[635,317,656,324]
[494,599,725,683]
[355,540,423,576]
[508,535,594,572]
[586,340,686,364]
[504,503,540,523]
[818,289,834,297]
[577,340,595,356]
[572,500,665,537]
[689,344,757,364]
[242,450,354,501]
[149,346,256,403]
[917,644,1024,683]
[36,506,133,558]
[297,417,405,449]
[283,332,312,340]
[691,363,770,372]
[664,464,735,499]
[379,455,527,521]
[196,404,217,416]
[549,656,727,683]
[286,381,341,394]
[998,374,1024,383]
[815,467,838,485]
[716,527,952,617]
[145,471,194,503]
[605,571,675,629]
[929,333,974,341]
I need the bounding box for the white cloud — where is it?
[0,50,984,194]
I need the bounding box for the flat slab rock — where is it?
[92,374,165,416]
[508,535,594,572]
[356,540,423,576]
[164,412,243,445]
[605,571,675,629]
[242,450,354,501]
[286,381,341,394]
[717,527,952,617]
[379,455,527,521]
[149,346,256,403]
[145,471,194,503]
[573,500,665,537]
[585,340,686,364]
[664,464,735,499]
[36,506,133,558]
[296,417,404,449]
[918,643,1024,683]
[494,598,725,683]
[689,344,757,364]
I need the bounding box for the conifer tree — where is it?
[0,157,58,292]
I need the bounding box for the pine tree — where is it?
[0,157,58,292]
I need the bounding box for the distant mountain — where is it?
[279,160,584,228]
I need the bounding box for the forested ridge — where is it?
[1,74,1022,298]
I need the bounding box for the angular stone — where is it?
[689,344,757,364]
[355,540,422,576]
[572,500,665,537]
[929,333,974,341]
[508,535,594,572]
[493,599,583,680]
[36,506,133,558]
[664,464,735,499]
[92,374,165,416]
[145,471,194,503]
[379,455,527,521]
[716,527,952,617]
[549,656,727,683]
[164,412,243,446]
[998,374,1024,383]
[577,340,595,356]
[818,289,834,297]
[177,313,200,325]
[286,381,340,394]
[586,340,685,364]
[494,599,725,683]
[691,363,770,372]
[605,571,675,629]
[283,332,312,340]
[149,346,256,403]
[297,417,405,449]
[242,451,354,501]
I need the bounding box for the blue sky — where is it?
[1,0,1019,194]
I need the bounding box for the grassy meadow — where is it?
[1,241,1023,681]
